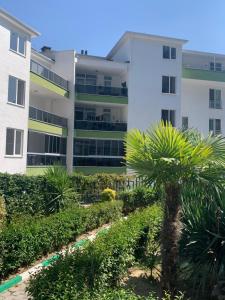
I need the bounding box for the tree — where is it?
[125,122,225,296]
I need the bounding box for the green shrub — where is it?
[100,188,116,202]
[120,186,157,213]
[0,195,6,229]
[71,173,134,203]
[180,186,225,299]
[45,166,79,213]
[0,200,123,280]
[0,174,47,218]
[0,172,138,216]
[27,204,162,299]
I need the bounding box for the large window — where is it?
[27,132,67,155]
[76,73,97,85]
[161,110,175,127]
[209,89,222,109]
[209,119,221,135]
[74,139,124,157]
[163,46,176,59]
[162,76,176,94]
[6,128,23,156]
[210,62,222,72]
[10,32,26,56]
[8,76,25,106]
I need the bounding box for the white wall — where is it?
[0,19,32,174]
[181,78,225,135]
[125,37,183,132]
[53,50,76,174]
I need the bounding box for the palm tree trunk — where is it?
[161,183,181,296]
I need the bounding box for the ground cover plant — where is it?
[0,200,123,280]
[27,204,162,300]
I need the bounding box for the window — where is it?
[210,62,222,72]
[163,46,176,59]
[182,117,188,130]
[10,32,26,56]
[104,76,112,87]
[209,119,221,135]
[162,76,176,94]
[76,73,96,85]
[161,110,175,126]
[209,89,222,109]
[8,76,25,106]
[6,128,23,156]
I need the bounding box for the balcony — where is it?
[30,61,69,98]
[74,120,127,132]
[182,65,225,83]
[27,154,66,166]
[29,107,67,127]
[75,84,128,104]
[28,107,68,137]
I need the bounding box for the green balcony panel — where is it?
[30,72,69,98]
[26,167,49,176]
[28,120,68,137]
[183,67,225,82]
[74,166,127,175]
[76,93,128,105]
[74,129,126,139]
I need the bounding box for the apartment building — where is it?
[1,8,225,175]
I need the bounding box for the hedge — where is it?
[0,201,123,280]
[119,186,158,214]
[0,172,139,217]
[27,204,162,300]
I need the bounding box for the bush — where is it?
[0,200,123,280]
[45,166,79,213]
[70,173,136,203]
[0,196,6,229]
[0,174,47,218]
[0,172,138,216]
[100,188,116,202]
[120,186,157,213]
[27,204,162,299]
[180,186,225,299]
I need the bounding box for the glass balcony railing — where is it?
[29,106,68,128]
[73,156,125,167]
[75,84,128,97]
[30,60,69,91]
[27,154,66,166]
[74,120,127,131]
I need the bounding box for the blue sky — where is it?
[1,0,225,56]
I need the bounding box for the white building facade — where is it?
[0,9,225,175]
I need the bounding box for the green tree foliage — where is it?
[126,122,225,295]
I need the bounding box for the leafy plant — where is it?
[27,204,162,299]
[100,188,116,202]
[0,200,123,280]
[180,185,225,298]
[45,166,78,213]
[126,122,225,295]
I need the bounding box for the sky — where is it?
[0,0,225,57]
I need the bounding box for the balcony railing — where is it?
[29,106,68,128]
[74,120,127,131]
[31,60,69,91]
[183,64,225,72]
[75,84,128,97]
[27,154,66,166]
[73,156,125,167]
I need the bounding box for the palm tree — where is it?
[125,122,225,296]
